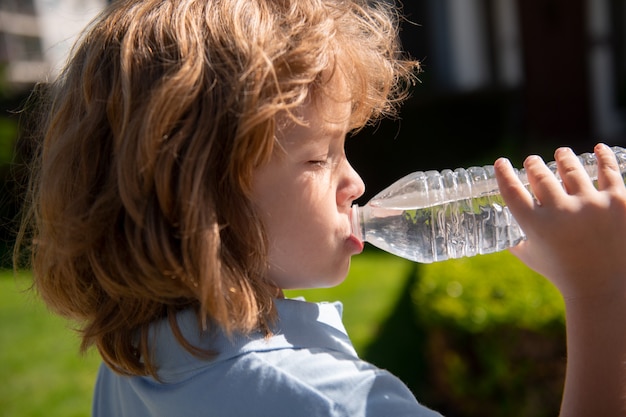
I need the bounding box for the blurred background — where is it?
[349,0,626,202]
[3,0,626,233]
[0,1,624,416]
[1,0,107,268]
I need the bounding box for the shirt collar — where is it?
[149,298,357,382]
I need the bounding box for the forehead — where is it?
[274,101,349,156]
[315,69,351,117]
[275,70,352,138]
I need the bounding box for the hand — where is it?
[494,143,626,301]
[496,143,626,416]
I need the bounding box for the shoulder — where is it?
[93,299,443,417]
[94,345,441,417]
[223,346,441,416]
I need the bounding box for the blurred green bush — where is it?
[365,251,566,417]
[0,117,17,165]
[0,114,20,268]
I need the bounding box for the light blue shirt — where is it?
[93,298,442,416]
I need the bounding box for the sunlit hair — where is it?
[15,0,418,377]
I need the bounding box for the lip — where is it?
[347,234,364,254]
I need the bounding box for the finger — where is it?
[554,147,595,195]
[494,157,534,216]
[522,154,563,206]
[594,143,625,191]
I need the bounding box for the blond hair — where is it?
[16,0,418,377]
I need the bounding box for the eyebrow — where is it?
[323,122,347,138]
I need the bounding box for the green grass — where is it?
[0,271,100,417]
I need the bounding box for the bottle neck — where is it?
[350,204,364,243]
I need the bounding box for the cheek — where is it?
[253,169,336,245]
[264,189,331,252]
[266,192,320,239]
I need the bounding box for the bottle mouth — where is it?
[350,204,363,243]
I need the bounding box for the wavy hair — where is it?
[15,0,419,377]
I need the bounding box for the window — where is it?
[611,0,626,109]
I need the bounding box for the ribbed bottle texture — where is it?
[351,146,626,263]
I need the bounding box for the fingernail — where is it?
[523,155,542,169]
[495,157,511,168]
[554,147,573,159]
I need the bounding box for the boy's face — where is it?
[251,84,365,290]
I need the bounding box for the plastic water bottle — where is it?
[351,146,626,263]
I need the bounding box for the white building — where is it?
[1,0,625,142]
[424,0,625,141]
[0,0,105,89]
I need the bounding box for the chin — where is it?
[319,276,347,289]
[284,272,348,291]
[278,258,352,290]
[319,265,351,288]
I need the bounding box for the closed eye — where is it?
[308,159,328,167]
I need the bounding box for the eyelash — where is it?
[309,159,328,168]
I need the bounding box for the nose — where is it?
[338,158,365,205]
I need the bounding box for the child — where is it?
[15,0,625,416]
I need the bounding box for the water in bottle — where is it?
[351,146,626,263]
